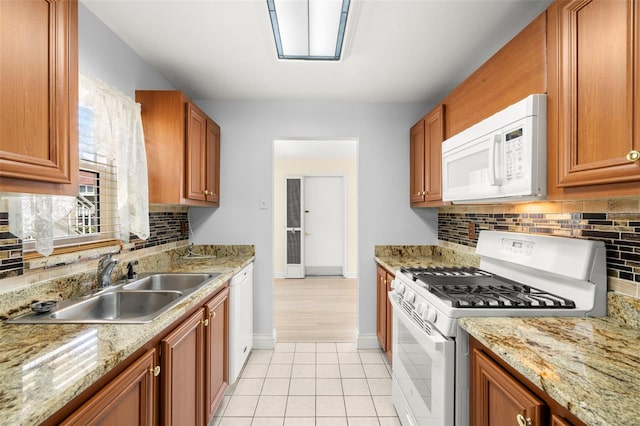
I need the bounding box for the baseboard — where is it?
[355,330,381,349]
[253,329,276,349]
[273,271,357,279]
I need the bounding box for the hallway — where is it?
[274,277,357,342]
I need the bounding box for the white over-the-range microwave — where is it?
[441,94,546,203]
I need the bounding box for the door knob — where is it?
[627,150,640,162]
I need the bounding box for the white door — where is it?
[304,176,344,276]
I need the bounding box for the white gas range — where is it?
[389,231,607,426]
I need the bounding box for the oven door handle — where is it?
[389,293,450,351]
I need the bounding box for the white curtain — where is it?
[9,196,77,256]
[9,75,149,256]
[78,74,150,243]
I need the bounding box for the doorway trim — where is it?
[272,138,358,279]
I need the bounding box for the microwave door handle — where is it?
[489,133,503,186]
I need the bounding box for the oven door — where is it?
[390,293,455,426]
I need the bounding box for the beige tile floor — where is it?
[211,342,401,426]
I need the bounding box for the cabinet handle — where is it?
[516,414,532,426]
[627,150,640,162]
[202,318,209,327]
[150,366,160,377]
[210,311,216,319]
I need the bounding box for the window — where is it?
[22,100,120,251]
[16,75,149,256]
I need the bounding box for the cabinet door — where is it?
[376,265,388,350]
[205,287,229,423]
[471,348,547,426]
[410,120,426,203]
[205,118,221,204]
[185,102,208,202]
[161,309,205,426]
[549,0,640,189]
[0,0,78,195]
[385,271,394,362]
[424,105,445,201]
[61,348,157,426]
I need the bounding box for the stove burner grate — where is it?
[400,266,576,309]
[431,284,576,308]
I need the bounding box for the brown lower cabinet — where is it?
[471,346,546,426]
[376,264,394,362]
[161,308,206,426]
[205,288,229,421]
[470,336,583,426]
[61,348,157,426]
[45,284,230,426]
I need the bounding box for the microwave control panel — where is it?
[504,127,524,181]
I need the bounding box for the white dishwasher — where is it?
[228,262,253,384]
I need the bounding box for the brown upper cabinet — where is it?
[410,104,445,207]
[136,91,220,206]
[0,0,78,196]
[442,13,547,140]
[410,13,546,207]
[547,0,640,198]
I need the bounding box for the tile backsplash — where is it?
[0,205,189,281]
[438,198,640,297]
[0,212,22,279]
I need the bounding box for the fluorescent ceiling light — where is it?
[267,0,350,61]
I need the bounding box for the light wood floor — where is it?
[274,276,357,342]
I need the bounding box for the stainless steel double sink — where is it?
[7,273,220,324]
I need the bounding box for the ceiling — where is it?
[82,0,552,103]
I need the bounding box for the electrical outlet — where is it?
[468,222,476,240]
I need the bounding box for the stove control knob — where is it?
[415,303,424,316]
[405,291,415,304]
[395,282,405,296]
[425,307,437,323]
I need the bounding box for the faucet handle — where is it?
[127,260,138,279]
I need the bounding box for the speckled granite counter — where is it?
[374,244,479,273]
[459,299,640,426]
[0,246,254,425]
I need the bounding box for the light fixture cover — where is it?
[267,0,350,60]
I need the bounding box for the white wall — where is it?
[79,4,174,97]
[190,100,439,346]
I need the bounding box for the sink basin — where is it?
[49,291,183,322]
[123,273,219,293]
[5,272,222,324]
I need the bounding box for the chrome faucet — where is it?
[97,253,120,288]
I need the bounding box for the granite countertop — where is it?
[374,244,479,273]
[460,314,640,426]
[0,252,254,425]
